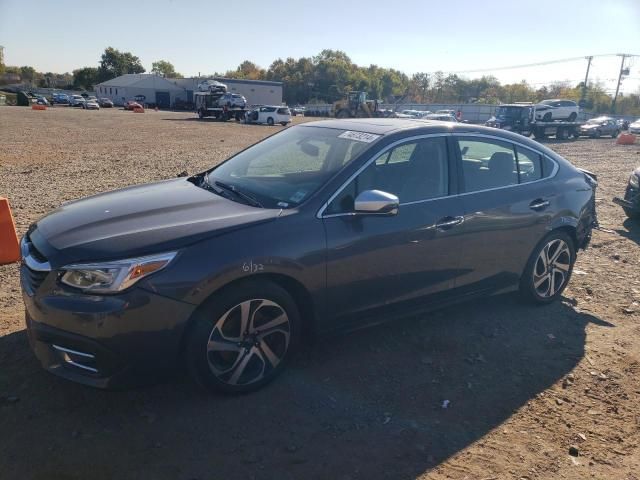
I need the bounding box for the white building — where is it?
[95,74,187,107]
[95,74,285,108]
[170,77,283,106]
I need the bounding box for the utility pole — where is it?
[580,56,592,106]
[611,54,630,114]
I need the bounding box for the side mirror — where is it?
[354,190,399,215]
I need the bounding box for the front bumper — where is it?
[613,183,640,214]
[22,275,196,389]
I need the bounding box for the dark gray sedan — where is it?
[21,119,598,393]
[578,117,620,138]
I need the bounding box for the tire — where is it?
[612,130,619,138]
[594,129,601,139]
[519,231,576,304]
[568,112,577,122]
[185,280,301,394]
[198,109,204,119]
[280,122,288,126]
[556,127,569,140]
[336,109,351,119]
[542,112,552,122]
[533,128,546,140]
[267,117,274,126]
[623,207,640,220]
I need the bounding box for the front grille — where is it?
[20,233,51,295]
[21,264,49,295]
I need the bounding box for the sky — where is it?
[1,0,639,93]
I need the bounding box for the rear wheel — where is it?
[542,112,552,122]
[186,281,300,394]
[556,127,569,140]
[520,231,576,304]
[533,128,546,140]
[568,112,577,122]
[280,122,288,126]
[612,129,620,138]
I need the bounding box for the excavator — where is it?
[333,91,384,118]
[333,90,411,119]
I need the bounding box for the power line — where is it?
[434,53,640,75]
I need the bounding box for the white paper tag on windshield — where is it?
[338,131,380,143]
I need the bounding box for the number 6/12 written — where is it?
[242,261,264,273]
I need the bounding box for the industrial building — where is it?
[95,74,283,108]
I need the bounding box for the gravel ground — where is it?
[1,106,639,480]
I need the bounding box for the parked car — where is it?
[52,93,69,104]
[20,119,597,392]
[613,167,640,220]
[435,109,456,116]
[291,106,305,116]
[124,100,142,110]
[425,113,458,122]
[628,119,640,134]
[617,119,629,130]
[98,98,113,108]
[218,93,247,109]
[577,117,620,138]
[82,98,100,110]
[69,95,86,107]
[534,99,579,122]
[245,105,291,126]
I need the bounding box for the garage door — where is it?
[155,91,170,109]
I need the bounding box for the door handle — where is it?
[435,216,464,230]
[529,199,550,211]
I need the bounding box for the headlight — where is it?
[60,251,177,293]
[630,174,639,189]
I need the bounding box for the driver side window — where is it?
[326,137,449,214]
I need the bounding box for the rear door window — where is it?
[515,146,543,183]
[457,138,517,192]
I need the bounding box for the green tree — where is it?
[151,60,181,78]
[98,47,145,82]
[73,67,99,90]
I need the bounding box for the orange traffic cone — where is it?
[0,197,21,265]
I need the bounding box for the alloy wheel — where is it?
[532,239,571,298]
[206,299,291,386]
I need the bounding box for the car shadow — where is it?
[0,294,612,480]
[614,217,640,245]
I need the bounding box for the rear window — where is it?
[277,107,290,115]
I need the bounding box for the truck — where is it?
[194,91,248,121]
[485,103,584,140]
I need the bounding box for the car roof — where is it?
[299,118,473,135]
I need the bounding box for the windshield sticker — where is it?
[289,190,307,203]
[338,131,381,143]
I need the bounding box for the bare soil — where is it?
[1,106,639,480]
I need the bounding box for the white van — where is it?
[245,106,292,126]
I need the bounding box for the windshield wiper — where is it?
[213,180,263,208]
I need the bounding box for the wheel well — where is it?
[551,225,578,251]
[178,273,317,358]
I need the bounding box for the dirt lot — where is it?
[1,106,639,480]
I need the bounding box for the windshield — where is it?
[206,126,374,208]
[540,100,554,105]
[495,106,524,118]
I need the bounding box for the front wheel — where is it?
[267,117,274,126]
[280,122,288,126]
[568,112,577,122]
[542,112,552,122]
[185,281,300,393]
[520,231,576,304]
[594,129,601,138]
[612,130,620,138]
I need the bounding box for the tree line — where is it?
[1,48,639,115]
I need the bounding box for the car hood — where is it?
[31,178,281,267]
[581,124,599,129]
[630,122,640,128]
